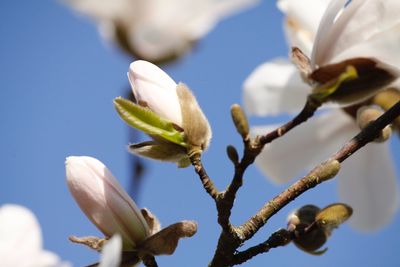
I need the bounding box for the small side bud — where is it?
[356,106,392,142]
[226,145,239,165]
[312,159,341,182]
[231,104,249,139]
[287,205,327,255]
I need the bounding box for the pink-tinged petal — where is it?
[128,60,182,126]
[278,0,330,54]
[315,0,400,66]
[0,204,70,267]
[99,235,122,267]
[66,156,149,249]
[311,0,349,66]
[243,59,310,116]
[252,110,358,184]
[338,142,399,231]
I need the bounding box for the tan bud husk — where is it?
[177,83,212,154]
[287,205,327,255]
[139,221,197,256]
[141,208,161,236]
[291,47,312,84]
[226,145,239,165]
[231,104,249,139]
[316,203,353,234]
[69,235,108,252]
[309,57,399,105]
[356,106,392,142]
[372,88,400,130]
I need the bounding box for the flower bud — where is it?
[128,60,182,126]
[65,156,150,250]
[117,60,212,166]
[356,106,392,142]
[230,104,249,139]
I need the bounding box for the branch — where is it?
[239,100,400,241]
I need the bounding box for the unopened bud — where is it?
[312,159,340,182]
[226,145,239,165]
[231,104,249,139]
[356,106,392,142]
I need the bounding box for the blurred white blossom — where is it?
[0,204,70,267]
[243,0,400,231]
[98,235,122,267]
[66,0,259,62]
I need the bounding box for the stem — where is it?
[190,153,219,200]
[232,229,292,265]
[258,97,320,145]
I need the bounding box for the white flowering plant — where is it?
[54,0,400,266]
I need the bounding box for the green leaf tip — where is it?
[114,97,187,148]
[310,65,358,102]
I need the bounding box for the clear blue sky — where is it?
[1,0,399,266]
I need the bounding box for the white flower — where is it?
[0,204,70,267]
[65,156,150,249]
[66,0,259,62]
[243,0,400,231]
[128,60,182,126]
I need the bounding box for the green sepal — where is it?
[310,65,358,102]
[114,97,187,148]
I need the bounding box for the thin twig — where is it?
[258,97,320,145]
[232,229,292,265]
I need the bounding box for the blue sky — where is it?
[1,0,399,266]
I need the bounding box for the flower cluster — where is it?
[244,0,400,231]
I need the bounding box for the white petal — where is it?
[318,0,400,66]
[183,0,260,40]
[66,0,132,21]
[278,0,330,54]
[0,205,69,267]
[99,235,122,267]
[243,59,310,116]
[311,0,349,66]
[331,23,400,71]
[253,110,358,183]
[66,156,150,248]
[338,142,399,231]
[128,60,182,126]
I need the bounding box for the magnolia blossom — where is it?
[66,0,259,62]
[66,156,150,250]
[119,60,212,166]
[128,60,183,126]
[0,204,70,267]
[243,0,400,230]
[66,156,197,259]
